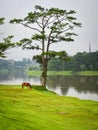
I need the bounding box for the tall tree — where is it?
[10,5,81,87]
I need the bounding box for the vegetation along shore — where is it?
[0,85,98,130]
[27,70,98,76]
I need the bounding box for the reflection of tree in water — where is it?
[47,76,69,95]
[47,76,98,95]
[0,69,41,84]
[0,68,27,81]
[29,75,41,83]
[71,76,98,94]
[0,72,10,81]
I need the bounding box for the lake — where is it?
[0,70,98,101]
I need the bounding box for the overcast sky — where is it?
[0,0,98,60]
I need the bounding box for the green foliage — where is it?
[10,18,23,23]
[33,51,70,65]
[10,5,81,51]
[48,51,98,71]
[0,18,15,58]
[33,55,42,64]
[0,85,98,130]
[32,34,47,41]
[0,36,15,58]
[0,18,5,24]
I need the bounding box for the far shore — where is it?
[26,70,98,76]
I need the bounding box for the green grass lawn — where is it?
[0,85,98,130]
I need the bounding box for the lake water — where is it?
[0,70,98,102]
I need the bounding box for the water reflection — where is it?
[46,75,98,101]
[0,69,41,85]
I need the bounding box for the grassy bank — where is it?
[76,71,98,76]
[27,70,98,76]
[0,85,98,130]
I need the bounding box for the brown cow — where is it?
[22,82,32,89]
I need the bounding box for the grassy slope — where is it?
[0,85,98,130]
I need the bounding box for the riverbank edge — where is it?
[0,85,98,130]
[26,70,98,76]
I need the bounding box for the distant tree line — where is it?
[48,51,98,71]
[0,51,98,72]
[0,58,32,71]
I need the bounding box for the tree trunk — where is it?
[41,58,48,87]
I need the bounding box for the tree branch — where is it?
[20,22,41,33]
[36,19,43,29]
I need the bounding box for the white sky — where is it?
[0,0,98,60]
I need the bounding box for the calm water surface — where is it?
[0,71,98,101]
[46,75,98,101]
